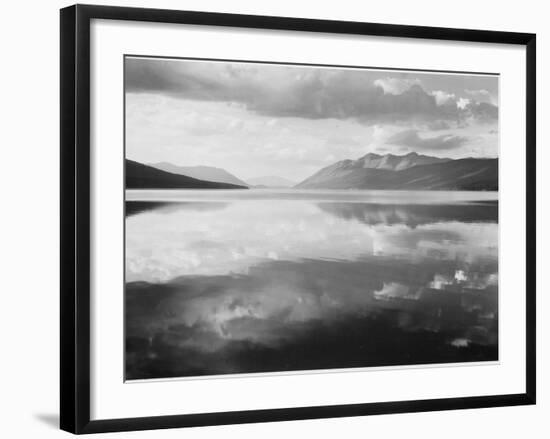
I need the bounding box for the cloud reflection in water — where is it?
[125,197,498,379]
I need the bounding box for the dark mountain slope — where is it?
[391,158,498,191]
[126,160,248,189]
[149,162,249,187]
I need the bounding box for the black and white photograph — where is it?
[0,0,544,436]
[124,56,499,380]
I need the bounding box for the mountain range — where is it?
[353,152,449,171]
[149,162,249,187]
[126,160,248,189]
[127,152,498,191]
[296,152,497,191]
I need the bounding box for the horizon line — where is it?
[126,154,498,183]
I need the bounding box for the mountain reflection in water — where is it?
[125,191,498,380]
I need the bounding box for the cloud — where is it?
[431,90,456,106]
[457,98,470,110]
[373,77,420,95]
[426,120,452,131]
[125,58,497,126]
[465,89,496,105]
[386,129,470,151]
[466,101,499,123]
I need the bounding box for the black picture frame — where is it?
[60,4,536,434]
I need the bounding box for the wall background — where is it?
[0,0,546,437]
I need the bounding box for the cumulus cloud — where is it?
[457,98,470,110]
[465,88,496,105]
[125,58,497,126]
[466,101,499,123]
[373,77,421,95]
[386,129,470,151]
[431,90,456,106]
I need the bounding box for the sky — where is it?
[125,56,499,182]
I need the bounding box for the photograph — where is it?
[124,56,499,381]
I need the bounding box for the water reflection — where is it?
[125,192,498,380]
[317,201,498,227]
[126,201,229,217]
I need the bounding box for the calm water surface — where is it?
[125,189,498,380]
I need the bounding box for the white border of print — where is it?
[90,19,526,421]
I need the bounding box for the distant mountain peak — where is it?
[246,175,296,188]
[351,151,449,172]
[361,152,381,159]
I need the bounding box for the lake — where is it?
[125,189,498,380]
